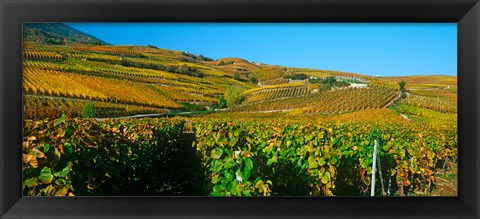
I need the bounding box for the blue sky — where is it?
[67,23,457,77]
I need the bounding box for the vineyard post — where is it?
[371,140,378,196]
[409,157,415,193]
[234,151,242,182]
[377,153,386,196]
[387,175,392,196]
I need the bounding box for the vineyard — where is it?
[22,42,260,119]
[243,81,307,95]
[231,87,397,114]
[24,51,63,60]
[191,116,456,196]
[260,78,290,86]
[403,94,457,113]
[24,95,167,120]
[251,66,287,82]
[24,67,182,108]
[23,117,188,196]
[243,83,309,104]
[22,42,393,119]
[23,113,457,196]
[73,46,143,56]
[155,86,217,103]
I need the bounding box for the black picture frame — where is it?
[1,0,479,218]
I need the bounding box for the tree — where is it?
[249,76,258,84]
[217,95,227,109]
[399,81,407,98]
[322,76,337,91]
[233,72,241,81]
[44,38,63,45]
[198,55,213,61]
[399,81,406,91]
[81,103,98,118]
[324,76,337,84]
[284,73,307,80]
[224,86,244,108]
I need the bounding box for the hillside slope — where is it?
[22,23,456,119]
[22,42,259,119]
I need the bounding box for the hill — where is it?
[21,24,457,120]
[22,42,259,119]
[385,75,457,89]
[23,23,108,45]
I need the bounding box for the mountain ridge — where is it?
[23,23,109,45]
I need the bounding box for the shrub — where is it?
[198,55,213,61]
[81,103,98,118]
[249,76,258,84]
[324,76,337,84]
[217,60,234,66]
[320,76,338,91]
[217,96,227,109]
[234,72,241,81]
[224,86,244,108]
[283,73,307,80]
[182,103,206,112]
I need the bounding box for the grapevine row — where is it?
[24,95,167,119]
[23,117,185,196]
[23,60,66,71]
[68,53,123,63]
[231,87,396,114]
[260,78,290,86]
[155,86,217,103]
[24,51,63,60]
[74,46,143,56]
[23,68,181,109]
[192,116,456,196]
[244,81,306,95]
[243,86,309,103]
[22,113,456,196]
[398,105,457,124]
[403,94,457,113]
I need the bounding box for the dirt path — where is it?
[157,131,207,195]
[408,88,445,91]
[383,91,402,108]
[348,83,368,88]
[94,113,164,121]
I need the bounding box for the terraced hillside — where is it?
[24,40,457,122]
[24,39,389,119]
[22,42,260,119]
[231,87,397,114]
